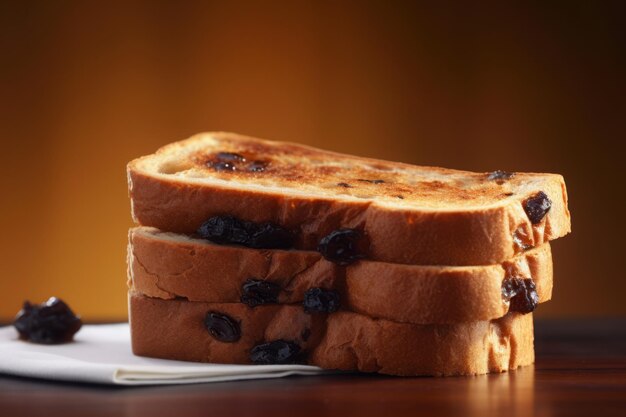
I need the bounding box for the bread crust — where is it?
[127,132,571,266]
[128,227,551,324]
[129,292,534,376]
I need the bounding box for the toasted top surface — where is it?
[129,132,565,210]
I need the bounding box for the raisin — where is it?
[206,152,246,171]
[207,161,236,171]
[395,195,405,199]
[241,279,281,307]
[216,152,246,162]
[197,216,294,249]
[337,182,353,188]
[357,179,385,184]
[303,288,340,314]
[248,160,268,172]
[501,278,519,301]
[487,170,515,181]
[501,278,539,314]
[249,340,301,364]
[247,222,294,249]
[197,216,249,245]
[13,297,82,344]
[204,312,240,342]
[523,191,552,224]
[317,228,367,265]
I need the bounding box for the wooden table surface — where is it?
[1,318,624,417]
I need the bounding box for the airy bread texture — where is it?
[127,132,570,266]
[129,292,534,376]
[128,227,552,324]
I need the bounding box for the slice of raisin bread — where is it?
[127,132,570,266]
[128,227,550,324]
[129,292,534,376]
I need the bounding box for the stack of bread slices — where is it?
[126,132,571,376]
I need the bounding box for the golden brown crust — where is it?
[127,132,571,266]
[129,292,534,376]
[128,227,551,324]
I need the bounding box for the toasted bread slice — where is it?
[128,227,551,324]
[129,292,534,376]
[127,132,570,266]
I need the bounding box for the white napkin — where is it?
[0,324,324,386]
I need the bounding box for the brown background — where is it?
[0,1,624,320]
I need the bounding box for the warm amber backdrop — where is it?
[1,1,624,320]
